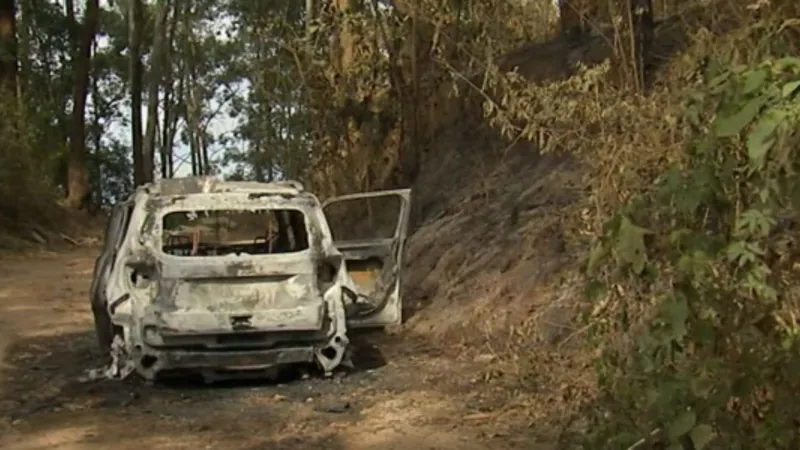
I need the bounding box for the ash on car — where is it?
[88,177,411,382]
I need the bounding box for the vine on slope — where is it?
[583,51,800,449]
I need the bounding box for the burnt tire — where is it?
[92,303,114,353]
[90,255,114,353]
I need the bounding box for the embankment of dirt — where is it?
[399,0,745,344]
[396,68,591,443]
[394,2,754,438]
[403,123,584,341]
[0,204,104,251]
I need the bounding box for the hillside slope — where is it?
[404,122,583,340]
[397,0,761,338]
[397,8,710,339]
[390,3,764,439]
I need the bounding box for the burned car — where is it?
[89,177,411,382]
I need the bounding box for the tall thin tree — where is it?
[130,0,146,185]
[0,0,17,96]
[144,0,169,181]
[160,0,180,179]
[65,0,100,209]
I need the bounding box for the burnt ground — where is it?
[0,246,551,450]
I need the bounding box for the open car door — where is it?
[322,188,411,328]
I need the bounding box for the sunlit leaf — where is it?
[714,96,763,137]
[742,68,767,94]
[667,409,697,442]
[707,71,731,94]
[773,56,800,70]
[690,376,714,399]
[747,111,781,166]
[781,80,800,98]
[586,241,608,274]
[659,294,689,339]
[617,216,649,275]
[689,424,715,449]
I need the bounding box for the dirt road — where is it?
[0,247,541,449]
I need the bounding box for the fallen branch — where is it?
[626,427,661,450]
[60,233,80,246]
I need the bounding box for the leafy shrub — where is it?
[0,94,59,230]
[583,21,800,450]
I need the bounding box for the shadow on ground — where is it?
[0,328,392,420]
[0,329,393,449]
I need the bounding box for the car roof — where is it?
[149,177,306,197]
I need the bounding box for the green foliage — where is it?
[224,0,312,181]
[583,43,800,449]
[89,139,134,207]
[0,96,59,226]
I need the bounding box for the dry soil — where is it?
[0,246,550,450]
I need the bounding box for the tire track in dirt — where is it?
[0,247,542,450]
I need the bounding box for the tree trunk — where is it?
[200,131,209,174]
[17,0,30,101]
[0,0,17,96]
[160,89,171,177]
[144,0,168,181]
[253,141,265,182]
[169,70,185,178]
[184,73,199,176]
[65,0,79,56]
[65,0,100,209]
[305,0,314,35]
[186,85,202,175]
[559,0,596,36]
[188,120,197,175]
[166,99,178,177]
[181,2,204,176]
[630,0,654,91]
[160,0,179,179]
[407,0,420,184]
[334,0,354,74]
[186,67,203,175]
[91,38,102,208]
[130,0,145,185]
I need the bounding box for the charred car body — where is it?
[89,177,410,382]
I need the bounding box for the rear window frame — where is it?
[142,193,320,260]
